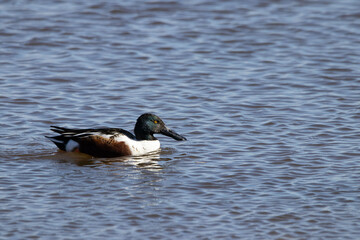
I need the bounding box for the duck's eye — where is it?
[154,120,158,124]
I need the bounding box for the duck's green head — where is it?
[134,113,187,141]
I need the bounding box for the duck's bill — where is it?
[161,127,187,141]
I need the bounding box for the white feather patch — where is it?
[112,135,161,156]
[65,139,79,152]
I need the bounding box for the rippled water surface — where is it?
[1,0,360,239]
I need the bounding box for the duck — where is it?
[46,113,187,158]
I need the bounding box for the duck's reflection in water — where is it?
[52,150,165,171]
[103,151,163,171]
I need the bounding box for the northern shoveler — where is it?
[46,113,187,158]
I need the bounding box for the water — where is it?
[1,0,360,239]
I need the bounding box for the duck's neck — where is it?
[134,128,157,141]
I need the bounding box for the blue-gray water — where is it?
[1,0,360,239]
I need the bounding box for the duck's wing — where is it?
[49,126,135,139]
[46,126,136,157]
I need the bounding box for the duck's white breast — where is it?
[113,135,160,156]
[127,139,161,156]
